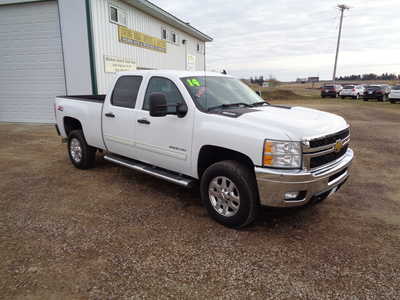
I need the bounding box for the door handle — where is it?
[105,112,115,118]
[137,118,150,125]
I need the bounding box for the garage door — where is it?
[0,1,66,123]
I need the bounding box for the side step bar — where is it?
[104,154,195,188]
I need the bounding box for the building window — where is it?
[110,6,118,22]
[161,27,167,40]
[109,5,127,26]
[197,43,201,53]
[171,32,178,44]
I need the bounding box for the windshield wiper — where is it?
[207,102,252,111]
[250,101,269,107]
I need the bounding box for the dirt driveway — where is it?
[1,100,399,299]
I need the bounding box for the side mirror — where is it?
[255,90,261,96]
[176,103,188,118]
[149,93,167,117]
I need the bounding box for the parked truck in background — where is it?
[55,71,353,228]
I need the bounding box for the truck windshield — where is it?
[181,76,266,111]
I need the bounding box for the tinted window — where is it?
[324,85,334,88]
[343,85,354,89]
[111,76,143,108]
[392,85,400,90]
[143,77,185,113]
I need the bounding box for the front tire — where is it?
[200,161,258,228]
[68,130,96,169]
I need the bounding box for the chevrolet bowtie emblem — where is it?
[334,139,343,153]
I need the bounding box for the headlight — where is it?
[263,140,302,169]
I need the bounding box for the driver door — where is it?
[134,76,193,175]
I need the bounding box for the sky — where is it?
[151,0,400,81]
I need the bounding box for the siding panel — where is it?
[90,0,206,93]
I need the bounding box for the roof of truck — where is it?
[116,70,232,78]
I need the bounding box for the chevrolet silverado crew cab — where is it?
[55,70,353,228]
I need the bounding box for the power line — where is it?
[332,4,350,82]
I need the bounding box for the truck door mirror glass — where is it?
[149,93,168,117]
[255,91,261,96]
[176,103,188,118]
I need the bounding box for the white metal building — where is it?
[0,0,212,123]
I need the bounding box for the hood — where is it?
[238,105,348,141]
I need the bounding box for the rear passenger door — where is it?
[102,75,143,159]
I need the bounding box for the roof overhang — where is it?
[0,0,53,5]
[122,0,213,42]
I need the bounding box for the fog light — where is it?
[284,191,300,200]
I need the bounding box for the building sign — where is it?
[186,54,196,71]
[104,55,136,73]
[118,25,167,53]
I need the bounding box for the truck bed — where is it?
[58,95,106,103]
[55,95,105,150]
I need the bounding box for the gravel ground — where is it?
[1,99,399,299]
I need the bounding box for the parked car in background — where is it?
[363,84,391,101]
[389,85,400,103]
[321,84,343,98]
[339,84,365,99]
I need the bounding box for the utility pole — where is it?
[332,4,350,83]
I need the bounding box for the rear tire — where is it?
[200,160,258,228]
[67,130,96,169]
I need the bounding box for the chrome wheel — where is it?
[70,138,82,163]
[208,176,240,217]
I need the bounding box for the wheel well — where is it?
[63,117,82,137]
[197,145,255,178]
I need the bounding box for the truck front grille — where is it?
[309,128,350,148]
[309,144,348,169]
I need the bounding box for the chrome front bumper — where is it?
[255,148,354,207]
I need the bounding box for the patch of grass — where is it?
[260,89,306,100]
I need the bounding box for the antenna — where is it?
[332,4,350,83]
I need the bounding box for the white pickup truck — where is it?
[55,70,353,228]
